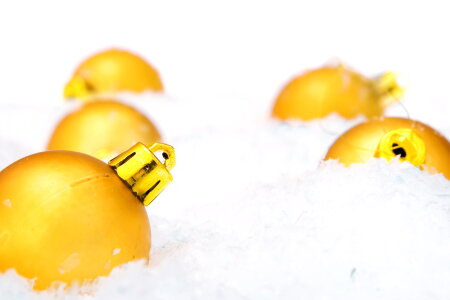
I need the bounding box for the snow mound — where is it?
[0,93,449,300]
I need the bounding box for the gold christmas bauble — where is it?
[64,49,163,100]
[0,151,151,290]
[47,100,161,160]
[324,117,450,179]
[272,64,402,121]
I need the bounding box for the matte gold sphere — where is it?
[0,151,151,290]
[324,117,450,179]
[64,49,163,100]
[272,65,401,121]
[47,100,161,160]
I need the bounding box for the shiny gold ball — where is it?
[324,117,450,179]
[47,100,161,160]
[64,49,164,100]
[272,65,402,121]
[0,151,151,290]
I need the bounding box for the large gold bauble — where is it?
[64,49,163,100]
[0,151,151,290]
[47,100,161,160]
[324,117,450,179]
[272,65,402,121]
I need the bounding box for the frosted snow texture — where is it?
[0,93,449,300]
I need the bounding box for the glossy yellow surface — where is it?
[64,49,163,100]
[324,117,450,179]
[47,100,161,161]
[272,65,402,121]
[109,142,176,206]
[0,151,151,290]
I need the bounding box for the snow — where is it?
[0,93,449,300]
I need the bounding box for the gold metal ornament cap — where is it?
[109,142,176,206]
[63,75,92,100]
[376,128,426,167]
[374,72,404,106]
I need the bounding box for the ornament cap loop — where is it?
[149,143,176,171]
[376,128,426,167]
[108,142,176,206]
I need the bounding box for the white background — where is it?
[0,0,449,114]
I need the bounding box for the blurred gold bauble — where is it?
[0,151,151,290]
[324,117,450,179]
[64,49,163,100]
[272,64,403,121]
[47,100,161,160]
